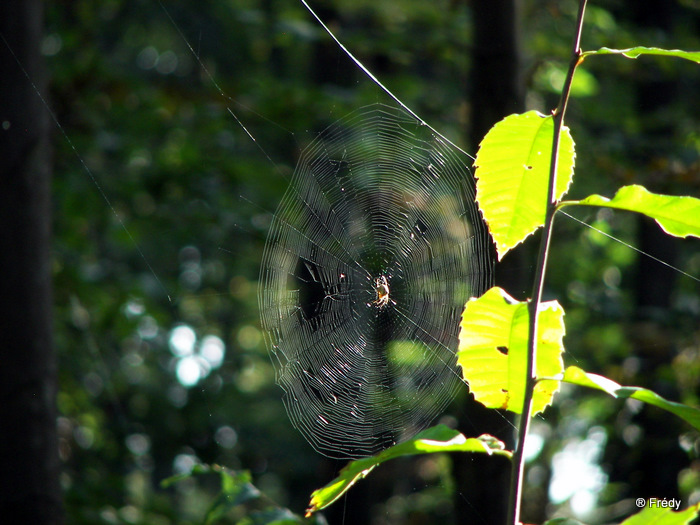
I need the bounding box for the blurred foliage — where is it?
[161,465,328,524]
[45,0,699,524]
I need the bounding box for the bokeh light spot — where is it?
[176,356,202,387]
[169,325,196,357]
[200,335,225,368]
[214,426,238,449]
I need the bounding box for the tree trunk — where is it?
[453,2,525,525]
[470,0,530,300]
[469,0,524,150]
[0,1,62,523]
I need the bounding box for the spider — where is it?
[373,275,392,308]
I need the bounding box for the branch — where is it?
[505,1,588,523]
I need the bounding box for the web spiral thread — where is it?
[259,104,493,459]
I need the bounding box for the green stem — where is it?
[505,1,587,524]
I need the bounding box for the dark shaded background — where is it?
[1,0,699,523]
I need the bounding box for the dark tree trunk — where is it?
[470,0,531,300]
[453,2,525,524]
[469,0,524,150]
[0,1,62,523]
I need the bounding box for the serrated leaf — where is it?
[563,366,700,432]
[583,46,700,63]
[457,287,565,416]
[305,425,510,516]
[619,502,700,525]
[563,185,700,238]
[474,111,576,260]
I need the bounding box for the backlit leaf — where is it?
[562,366,700,432]
[563,185,700,239]
[474,111,575,260]
[305,425,510,516]
[582,46,700,64]
[457,287,565,416]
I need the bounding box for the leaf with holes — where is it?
[474,111,575,260]
[457,286,565,416]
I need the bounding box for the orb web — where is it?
[259,104,493,459]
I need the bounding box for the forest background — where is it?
[1,0,699,524]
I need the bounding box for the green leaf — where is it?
[457,287,565,416]
[474,111,576,260]
[542,519,585,525]
[619,502,700,525]
[562,185,700,238]
[582,46,700,64]
[563,366,700,432]
[305,425,510,516]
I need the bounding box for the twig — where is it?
[505,1,588,523]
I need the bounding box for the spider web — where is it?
[259,103,493,459]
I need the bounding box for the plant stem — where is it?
[505,1,588,523]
